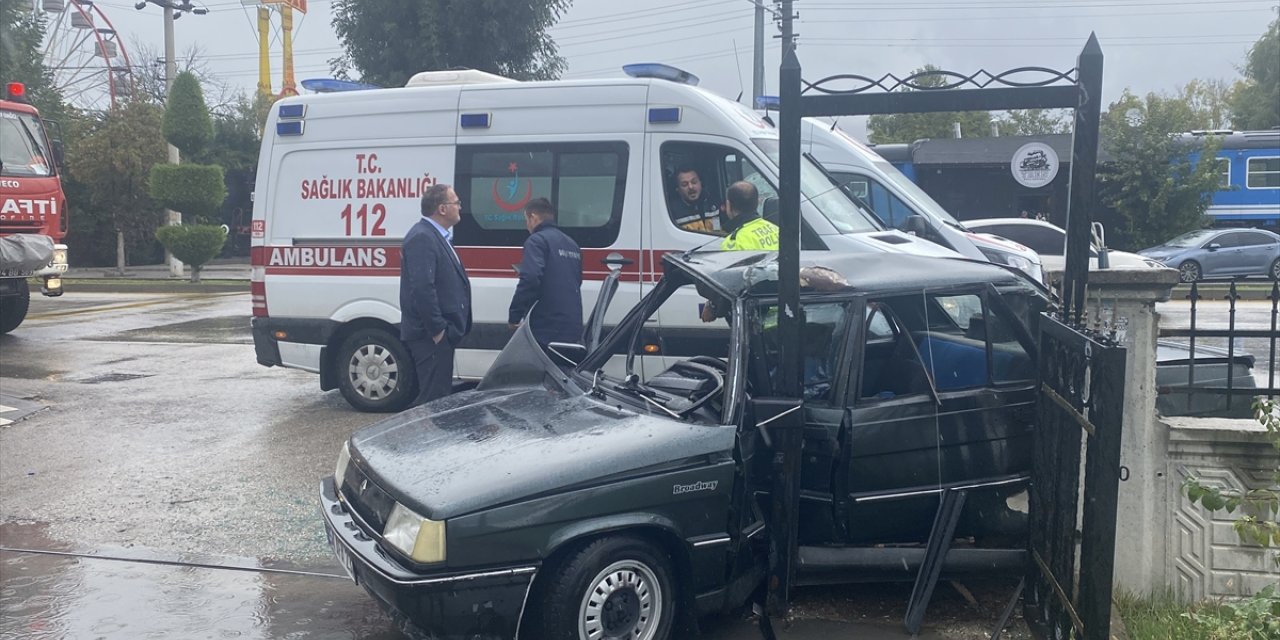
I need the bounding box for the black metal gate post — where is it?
[1062,36,1104,324]
[769,0,804,620]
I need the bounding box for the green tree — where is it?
[1179,78,1235,130]
[867,66,993,144]
[0,1,69,123]
[66,100,168,274]
[1098,90,1223,250]
[1230,18,1279,131]
[331,0,571,87]
[994,109,1070,136]
[163,71,214,157]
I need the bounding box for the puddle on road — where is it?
[84,316,253,345]
[1,523,405,640]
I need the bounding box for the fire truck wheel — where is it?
[0,285,30,334]
[335,328,417,413]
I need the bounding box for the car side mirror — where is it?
[1206,243,1221,251]
[903,214,929,236]
[52,140,65,170]
[761,196,779,223]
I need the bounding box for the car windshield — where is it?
[577,273,737,426]
[751,138,881,234]
[1165,229,1218,247]
[0,111,53,178]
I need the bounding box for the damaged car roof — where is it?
[667,250,1034,298]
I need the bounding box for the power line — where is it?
[803,7,1272,23]
[803,0,1272,8]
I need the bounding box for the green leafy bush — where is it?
[148,163,227,223]
[163,71,214,157]
[1184,585,1280,640]
[155,225,226,282]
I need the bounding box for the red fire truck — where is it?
[0,82,68,334]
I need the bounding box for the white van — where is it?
[799,120,1044,282]
[250,66,960,412]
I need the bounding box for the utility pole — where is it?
[753,1,764,108]
[137,0,208,276]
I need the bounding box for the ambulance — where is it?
[797,118,1044,282]
[250,65,966,412]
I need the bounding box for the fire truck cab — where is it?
[0,82,69,334]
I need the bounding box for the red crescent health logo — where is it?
[491,179,533,212]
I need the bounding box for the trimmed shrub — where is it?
[163,71,214,157]
[155,225,227,282]
[149,163,227,223]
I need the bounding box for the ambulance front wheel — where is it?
[335,328,417,413]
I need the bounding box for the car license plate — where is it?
[325,522,357,583]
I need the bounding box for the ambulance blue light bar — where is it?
[755,95,780,110]
[276,120,305,136]
[300,78,380,93]
[648,107,681,124]
[623,63,700,86]
[460,113,491,129]
[278,103,305,119]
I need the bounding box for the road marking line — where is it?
[0,405,16,413]
[0,418,11,426]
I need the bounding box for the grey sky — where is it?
[50,0,1277,139]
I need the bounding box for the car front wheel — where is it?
[535,535,677,640]
[334,328,416,412]
[1178,260,1201,283]
[1271,258,1279,281]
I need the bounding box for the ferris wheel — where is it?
[37,0,134,111]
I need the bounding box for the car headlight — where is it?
[51,245,68,267]
[383,502,447,564]
[334,440,351,490]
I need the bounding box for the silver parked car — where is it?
[1138,228,1280,283]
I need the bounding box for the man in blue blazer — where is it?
[400,183,472,406]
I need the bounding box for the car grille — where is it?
[340,463,396,534]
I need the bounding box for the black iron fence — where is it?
[1157,280,1280,416]
[1025,313,1127,640]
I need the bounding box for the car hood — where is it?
[349,387,737,520]
[1138,245,1184,259]
[1157,339,1255,367]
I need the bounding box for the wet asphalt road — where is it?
[1,291,1270,639]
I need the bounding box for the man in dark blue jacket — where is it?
[508,197,583,346]
[401,183,472,406]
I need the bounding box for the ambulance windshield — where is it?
[751,138,880,234]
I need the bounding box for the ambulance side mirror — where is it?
[52,140,65,170]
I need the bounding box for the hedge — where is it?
[163,71,214,157]
[149,163,227,222]
[155,225,227,282]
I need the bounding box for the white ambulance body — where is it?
[250,68,958,412]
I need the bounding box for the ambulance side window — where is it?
[454,142,628,248]
[661,142,778,237]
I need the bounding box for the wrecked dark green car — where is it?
[320,250,1047,640]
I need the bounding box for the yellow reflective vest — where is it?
[721,216,780,251]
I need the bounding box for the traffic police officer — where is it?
[720,180,778,250]
[701,181,780,322]
[508,197,584,346]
